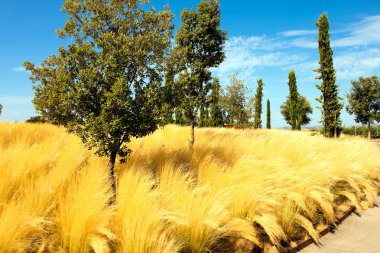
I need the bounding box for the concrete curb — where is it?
[283,206,357,253]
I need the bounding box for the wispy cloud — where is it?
[284,48,380,82]
[12,66,27,72]
[214,36,306,84]
[279,29,316,37]
[335,48,380,80]
[333,15,380,47]
[0,96,35,122]
[0,96,32,106]
[277,15,380,49]
[291,38,317,49]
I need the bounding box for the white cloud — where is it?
[214,36,306,84]
[283,60,318,83]
[290,38,317,49]
[0,96,32,106]
[333,15,380,47]
[12,66,27,72]
[335,48,380,80]
[277,15,380,49]
[279,29,316,37]
[0,96,35,122]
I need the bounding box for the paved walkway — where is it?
[300,198,380,253]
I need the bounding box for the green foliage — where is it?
[281,70,312,130]
[281,96,313,128]
[266,99,271,129]
[342,125,380,139]
[346,76,380,138]
[288,70,299,130]
[0,102,2,116]
[24,54,76,126]
[199,104,210,127]
[171,0,227,144]
[174,108,187,125]
[315,12,343,137]
[253,79,264,129]
[209,77,224,127]
[24,0,174,198]
[221,74,252,128]
[26,116,47,123]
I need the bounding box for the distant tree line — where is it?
[342,125,380,139]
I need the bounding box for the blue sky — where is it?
[1,0,380,128]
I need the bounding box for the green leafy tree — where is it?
[199,103,210,127]
[161,59,177,125]
[221,74,252,128]
[253,79,264,129]
[283,70,311,130]
[266,99,271,129]
[24,0,174,202]
[209,77,224,127]
[315,12,343,137]
[346,76,380,139]
[26,116,47,123]
[174,108,187,125]
[281,96,313,129]
[0,102,2,116]
[171,0,227,147]
[24,54,75,126]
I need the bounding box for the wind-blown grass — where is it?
[0,123,379,252]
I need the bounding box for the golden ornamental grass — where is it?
[0,123,379,252]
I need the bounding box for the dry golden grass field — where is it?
[0,123,379,252]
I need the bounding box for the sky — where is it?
[1,0,380,128]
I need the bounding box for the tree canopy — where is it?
[171,0,227,146]
[281,95,313,128]
[282,70,312,130]
[266,99,271,129]
[24,0,174,201]
[346,76,380,138]
[253,79,264,129]
[209,77,224,127]
[315,12,343,137]
[221,74,252,128]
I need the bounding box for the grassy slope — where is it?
[0,123,379,252]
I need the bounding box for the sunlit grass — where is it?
[0,123,379,252]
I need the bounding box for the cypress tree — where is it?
[266,99,271,129]
[315,12,343,137]
[288,70,299,130]
[253,79,264,129]
[210,77,224,127]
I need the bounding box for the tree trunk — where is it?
[334,113,337,138]
[368,121,371,139]
[189,120,195,149]
[108,151,117,205]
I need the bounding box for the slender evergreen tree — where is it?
[266,99,271,129]
[315,12,343,137]
[209,77,224,127]
[288,70,299,130]
[253,79,264,129]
